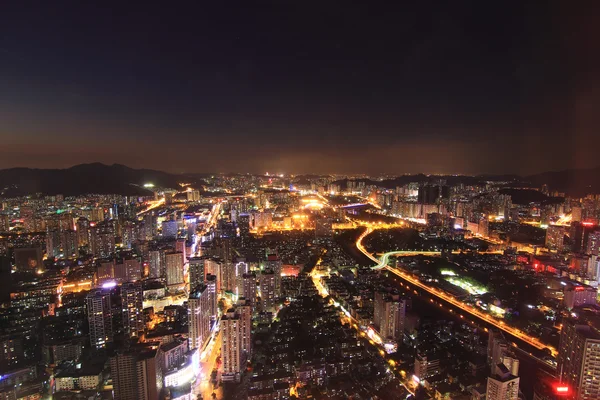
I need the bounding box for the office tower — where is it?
[76,217,90,247]
[148,249,164,279]
[143,214,157,240]
[121,282,144,338]
[237,298,252,362]
[165,252,184,287]
[86,289,113,350]
[46,229,61,258]
[242,272,257,304]
[61,229,78,258]
[91,221,115,258]
[161,220,178,239]
[265,254,282,295]
[188,257,206,291]
[186,190,200,202]
[110,347,162,400]
[557,321,600,400]
[486,362,520,400]
[373,292,405,341]
[13,247,43,272]
[259,270,277,312]
[188,284,213,351]
[221,310,242,382]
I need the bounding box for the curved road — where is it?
[356,228,558,358]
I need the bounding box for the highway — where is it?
[356,228,558,358]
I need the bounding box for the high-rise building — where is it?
[206,274,218,324]
[188,257,206,291]
[161,220,178,239]
[76,217,90,247]
[557,320,600,400]
[165,252,184,287]
[546,225,566,251]
[91,221,115,259]
[121,221,136,249]
[0,213,9,233]
[221,309,242,382]
[238,214,250,246]
[188,284,213,351]
[186,190,200,202]
[143,214,157,240]
[315,217,333,237]
[265,254,282,296]
[61,229,79,258]
[110,347,162,400]
[237,298,252,363]
[86,289,113,350]
[486,363,520,400]
[373,292,405,341]
[234,260,249,296]
[586,230,600,256]
[259,270,277,312]
[46,229,61,258]
[175,238,186,265]
[121,282,144,338]
[242,272,257,305]
[148,249,164,279]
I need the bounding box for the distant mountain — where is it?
[0,163,191,197]
[526,167,600,197]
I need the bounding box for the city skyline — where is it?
[2,2,600,175]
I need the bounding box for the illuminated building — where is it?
[86,289,113,350]
[188,283,213,350]
[76,217,90,247]
[188,257,206,290]
[206,274,218,320]
[242,272,257,305]
[143,214,157,240]
[121,282,144,338]
[237,298,253,362]
[175,238,186,265]
[533,380,573,400]
[148,249,165,279]
[165,252,184,287]
[90,221,115,258]
[572,206,583,223]
[160,338,187,372]
[265,254,282,295]
[259,270,277,312]
[221,309,242,382]
[110,346,162,400]
[585,230,600,256]
[121,257,142,282]
[546,225,566,251]
[413,353,441,381]
[487,329,520,375]
[563,285,597,309]
[46,229,61,258]
[0,213,9,232]
[54,364,103,391]
[121,220,136,249]
[161,220,178,239]
[186,189,200,202]
[61,229,78,258]
[373,292,405,341]
[238,213,250,246]
[13,247,43,272]
[234,260,249,296]
[558,321,600,400]
[486,363,520,400]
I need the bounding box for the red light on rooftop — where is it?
[582,221,594,227]
[575,286,585,292]
[553,384,571,395]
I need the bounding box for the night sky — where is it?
[1,2,599,175]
